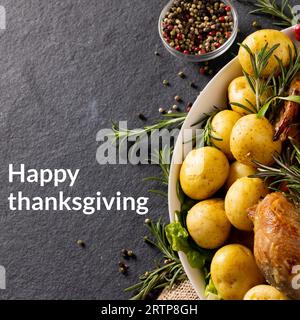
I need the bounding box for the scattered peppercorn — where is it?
[121,249,128,257]
[161,0,234,55]
[138,113,147,121]
[174,95,182,102]
[119,261,129,274]
[252,20,261,29]
[167,110,173,114]
[163,79,169,86]
[145,218,151,225]
[190,82,198,89]
[154,51,160,56]
[186,102,193,112]
[121,249,136,259]
[76,240,85,247]
[127,250,135,258]
[172,104,179,111]
[159,107,166,114]
[199,67,206,75]
[178,71,186,78]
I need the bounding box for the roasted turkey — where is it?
[249,192,300,300]
[274,72,300,142]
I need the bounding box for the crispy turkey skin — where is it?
[249,192,300,299]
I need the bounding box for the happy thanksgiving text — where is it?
[7,164,149,215]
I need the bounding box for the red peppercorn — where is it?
[175,45,181,51]
[177,33,183,40]
[295,24,300,41]
[219,16,225,23]
[167,25,174,31]
[225,32,231,38]
[183,50,189,54]
[225,6,231,11]
[215,42,221,48]
[199,67,205,75]
[200,48,206,54]
[198,35,203,40]
[209,31,216,36]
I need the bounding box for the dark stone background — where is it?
[0,0,297,299]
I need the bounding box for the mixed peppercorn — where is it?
[161,0,234,55]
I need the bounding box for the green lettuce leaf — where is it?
[205,276,221,300]
[186,250,206,269]
[165,222,189,252]
[165,222,206,269]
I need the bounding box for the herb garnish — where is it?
[124,219,187,300]
[255,139,300,206]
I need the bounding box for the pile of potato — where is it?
[179,30,294,300]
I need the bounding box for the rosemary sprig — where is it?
[251,0,298,27]
[192,106,223,147]
[111,112,187,145]
[255,139,300,206]
[273,46,300,95]
[125,219,186,300]
[240,42,280,112]
[239,43,300,118]
[143,146,172,198]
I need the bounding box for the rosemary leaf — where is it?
[125,219,186,300]
[251,0,298,27]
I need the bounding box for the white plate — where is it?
[168,27,299,300]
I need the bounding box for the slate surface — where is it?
[0,0,297,299]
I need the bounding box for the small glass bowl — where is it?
[158,0,239,62]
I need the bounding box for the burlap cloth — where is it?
[157,280,199,300]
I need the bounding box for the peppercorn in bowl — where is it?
[159,0,238,62]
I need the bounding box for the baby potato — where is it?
[211,244,264,300]
[230,114,282,167]
[226,161,257,190]
[187,199,231,249]
[225,177,268,231]
[180,147,229,200]
[210,110,242,159]
[228,76,271,115]
[244,285,287,300]
[238,29,295,78]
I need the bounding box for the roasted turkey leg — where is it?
[249,192,300,300]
